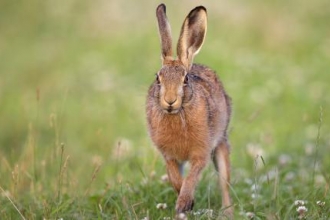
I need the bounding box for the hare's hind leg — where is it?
[213,140,233,218]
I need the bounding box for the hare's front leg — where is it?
[175,156,208,213]
[165,159,183,194]
[213,141,233,218]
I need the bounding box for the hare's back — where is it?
[189,64,231,142]
[189,64,226,99]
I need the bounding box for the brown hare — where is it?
[146,3,233,218]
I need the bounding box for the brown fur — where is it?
[146,4,233,218]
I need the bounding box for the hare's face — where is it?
[156,65,188,114]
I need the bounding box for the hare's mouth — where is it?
[163,106,180,114]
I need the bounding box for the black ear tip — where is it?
[194,6,207,13]
[157,3,166,13]
[187,6,207,19]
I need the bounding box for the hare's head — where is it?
[155,4,207,114]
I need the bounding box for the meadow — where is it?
[0,0,329,219]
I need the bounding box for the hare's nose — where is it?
[165,98,177,106]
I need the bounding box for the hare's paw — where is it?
[175,195,194,213]
[221,206,234,219]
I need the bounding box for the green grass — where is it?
[0,0,329,219]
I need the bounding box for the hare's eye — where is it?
[184,75,189,85]
[155,74,161,84]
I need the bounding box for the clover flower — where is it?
[176,213,187,220]
[156,203,167,210]
[296,205,308,213]
[316,201,325,207]
[294,200,306,206]
[246,212,255,219]
[192,209,213,217]
[160,174,169,182]
[296,206,308,219]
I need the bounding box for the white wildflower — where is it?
[316,201,325,207]
[193,210,201,216]
[294,200,306,206]
[296,205,308,219]
[161,174,169,182]
[246,212,255,219]
[196,209,214,217]
[296,205,308,212]
[251,193,258,199]
[251,183,260,191]
[176,213,187,220]
[156,203,167,210]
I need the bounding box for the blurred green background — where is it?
[0,0,329,219]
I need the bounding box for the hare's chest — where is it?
[152,115,210,161]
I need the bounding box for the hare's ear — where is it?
[156,4,173,63]
[177,6,207,70]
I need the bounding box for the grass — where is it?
[0,0,329,219]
